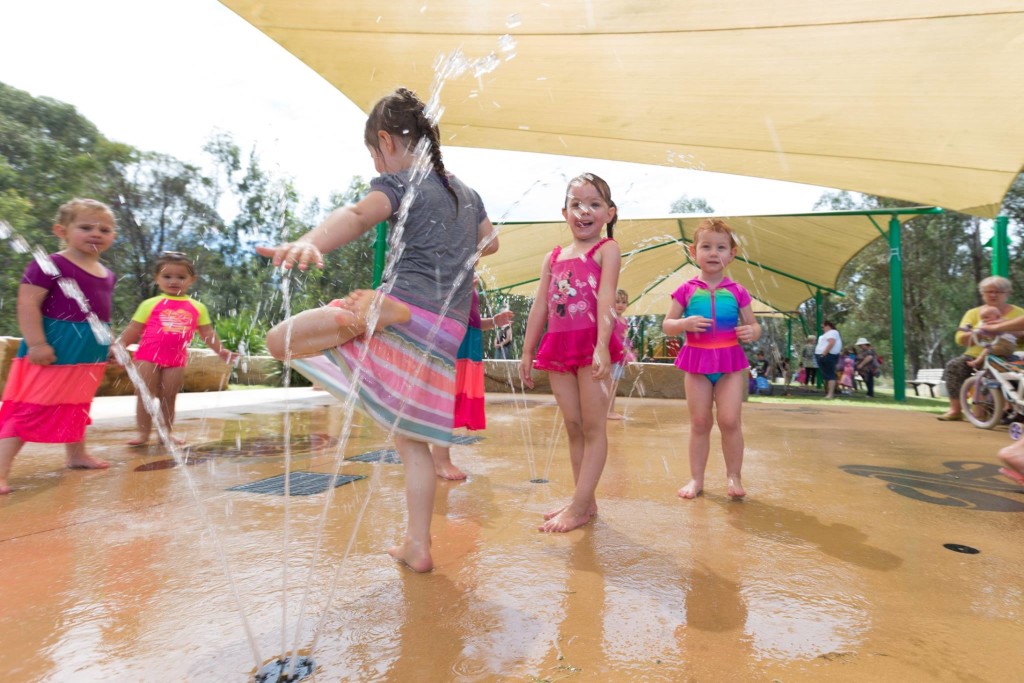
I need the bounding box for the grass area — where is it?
[748,379,950,413]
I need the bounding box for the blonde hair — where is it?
[978,305,1002,321]
[691,217,737,249]
[54,198,114,227]
[615,288,629,303]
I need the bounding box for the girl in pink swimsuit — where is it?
[663,218,761,500]
[519,173,624,533]
[117,252,235,446]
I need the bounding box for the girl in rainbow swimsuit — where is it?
[663,218,761,500]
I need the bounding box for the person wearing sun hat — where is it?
[854,337,879,398]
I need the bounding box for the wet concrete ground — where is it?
[1,390,1022,682]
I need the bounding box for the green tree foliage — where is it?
[669,194,714,214]
[0,82,132,332]
[811,189,1022,374]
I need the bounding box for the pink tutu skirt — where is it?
[674,344,749,375]
[535,328,625,374]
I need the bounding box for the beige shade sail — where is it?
[478,209,939,317]
[221,1,1024,217]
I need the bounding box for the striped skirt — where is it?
[292,299,466,447]
[0,318,110,443]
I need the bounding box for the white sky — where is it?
[0,0,835,222]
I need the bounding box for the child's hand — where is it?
[256,242,324,271]
[592,346,611,380]
[683,316,711,333]
[493,310,514,327]
[27,343,56,366]
[518,356,535,389]
[736,324,756,343]
[218,349,239,365]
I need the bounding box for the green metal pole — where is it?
[993,216,1010,278]
[786,317,793,371]
[638,317,647,360]
[889,216,906,402]
[815,290,823,388]
[372,221,388,288]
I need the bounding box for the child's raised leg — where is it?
[266,290,410,361]
[541,369,610,532]
[679,373,714,499]
[430,444,466,480]
[129,360,162,446]
[714,370,747,498]
[0,436,24,494]
[389,435,436,572]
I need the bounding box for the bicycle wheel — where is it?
[961,374,1004,429]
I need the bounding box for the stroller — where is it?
[960,330,1024,438]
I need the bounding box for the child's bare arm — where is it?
[480,310,513,331]
[117,321,145,348]
[256,191,392,270]
[519,255,552,388]
[197,324,237,363]
[17,284,55,365]
[592,241,622,379]
[735,305,761,343]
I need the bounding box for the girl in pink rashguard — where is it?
[116,252,235,446]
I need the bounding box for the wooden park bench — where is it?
[907,368,946,397]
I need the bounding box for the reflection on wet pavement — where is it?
[1,394,1022,681]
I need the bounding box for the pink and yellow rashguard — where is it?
[131,295,211,368]
[671,276,751,384]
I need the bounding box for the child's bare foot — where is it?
[543,501,598,520]
[677,480,703,499]
[539,506,593,533]
[339,290,411,332]
[163,434,186,446]
[727,476,746,498]
[998,467,1024,485]
[0,481,11,495]
[126,436,149,447]
[66,453,109,470]
[435,462,467,480]
[607,412,625,420]
[388,539,433,573]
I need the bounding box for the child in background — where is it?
[838,348,856,394]
[607,288,633,420]
[663,218,761,499]
[966,305,1017,368]
[431,281,513,480]
[0,198,117,494]
[116,252,236,446]
[258,88,497,572]
[519,173,624,532]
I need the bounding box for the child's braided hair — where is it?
[364,88,458,208]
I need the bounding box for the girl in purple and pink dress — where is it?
[0,199,117,494]
[663,218,761,501]
[519,173,624,533]
[116,252,235,447]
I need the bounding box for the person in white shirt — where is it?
[813,320,842,399]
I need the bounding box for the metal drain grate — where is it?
[451,435,482,445]
[346,449,402,464]
[228,471,364,496]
